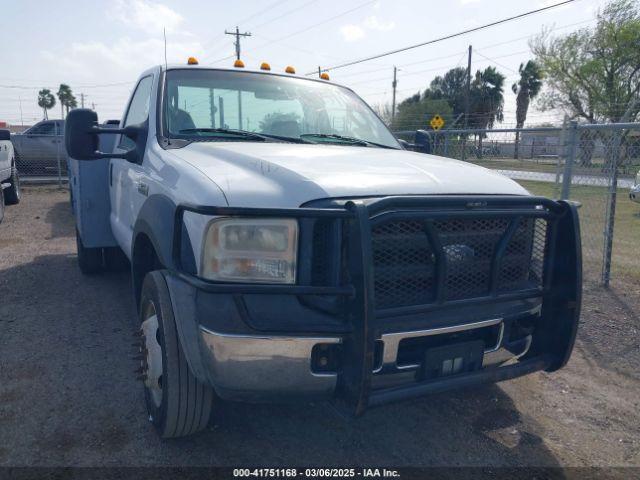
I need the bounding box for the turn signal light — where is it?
[187,57,199,65]
[320,72,330,80]
[260,62,271,71]
[234,59,245,68]
[285,66,296,74]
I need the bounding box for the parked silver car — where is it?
[12,120,65,175]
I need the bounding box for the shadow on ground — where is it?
[0,252,564,467]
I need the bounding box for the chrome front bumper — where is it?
[198,316,533,401]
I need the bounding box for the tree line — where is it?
[380,0,639,161]
[36,84,78,120]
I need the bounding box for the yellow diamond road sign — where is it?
[430,114,445,130]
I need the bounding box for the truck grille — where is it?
[371,216,547,309]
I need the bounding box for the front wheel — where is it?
[138,271,214,438]
[4,162,20,205]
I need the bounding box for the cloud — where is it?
[111,0,184,34]
[340,24,366,42]
[363,16,395,31]
[340,15,395,42]
[40,37,204,81]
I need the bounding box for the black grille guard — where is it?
[170,195,582,415]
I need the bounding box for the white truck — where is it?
[65,61,582,438]
[0,129,21,222]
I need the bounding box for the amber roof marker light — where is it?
[187,57,199,65]
[285,66,296,74]
[260,62,271,71]
[234,59,245,68]
[320,72,330,80]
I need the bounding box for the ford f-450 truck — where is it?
[65,61,582,438]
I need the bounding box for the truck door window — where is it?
[119,75,153,150]
[28,122,55,135]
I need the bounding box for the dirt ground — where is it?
[0,186,638,470]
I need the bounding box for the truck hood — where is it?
[169,142,528,207]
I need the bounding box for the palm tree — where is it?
[37,89,56,120]
[470,66,506,157]
[512,61,543,159]
[56,84,76,118]
[65,93,78,116]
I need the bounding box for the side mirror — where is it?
[397,139,410,149]
[65,109,145,163]
[0,129,11,141]
[65,109,100,160]
[414,129,432,154]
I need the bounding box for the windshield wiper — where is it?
[178,128,267,141]
[178,128,312,144]
[300,133,398,149]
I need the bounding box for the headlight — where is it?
[201,218,298,283]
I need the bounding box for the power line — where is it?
[249,0,318,31]
[200,0,291,61]
[305,0,579,75]
[225,26,252,61]
[233,0,377,61]
[316,16,597,82]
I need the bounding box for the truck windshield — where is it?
[163,69,400,149]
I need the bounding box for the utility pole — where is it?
[91,102,96,111]
[225,26,251,61]
[462,45,472,160]
[464,45,472,129]
[391,66,398,122]
[80,93,85,109]
[318,66,322,78]
[225,26,251,130]
[19,96,24,126]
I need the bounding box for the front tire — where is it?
[138,271,214,438]
[4,161,20,205]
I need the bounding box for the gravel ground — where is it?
[0,186,639,469]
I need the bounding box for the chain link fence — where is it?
[396,122,640,286]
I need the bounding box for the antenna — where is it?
[163,27,168,69]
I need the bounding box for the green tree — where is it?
[391,97,452,131]
[424,67,468,121]
[531,0,640,165]
[512,61,544,159]
[56,84,77,118]
[469,66,506,157]
[37,89,56,120]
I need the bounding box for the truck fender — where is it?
[132,194,197,301]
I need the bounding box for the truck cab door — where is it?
[109,75,154,258]
[20,121,58,173]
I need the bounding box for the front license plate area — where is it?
[420,340,485,380]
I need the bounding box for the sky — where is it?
[0,0,611,128]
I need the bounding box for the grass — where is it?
[516,180,640,283]
[466,157,639,179]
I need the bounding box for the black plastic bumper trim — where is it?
[367,354,554,407]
